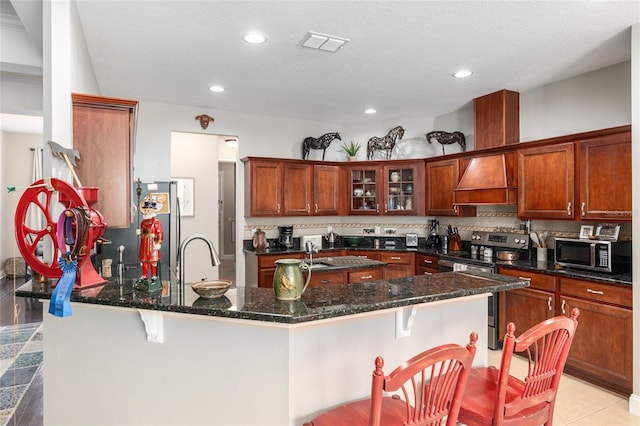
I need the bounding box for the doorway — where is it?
[218,161,236,282]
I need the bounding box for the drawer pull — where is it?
[518,276,532,281]
[361,275,373,279]
[391,256,401,260]
[547,296,552,311]
[587,288,604,295]
[423,260,433,264]
[319,279,331,284]
[423,272,432,275]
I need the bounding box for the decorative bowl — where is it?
[191,280,232,299]
[343,236,364,247]
[353,188,364,196]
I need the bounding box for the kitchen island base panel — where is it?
[42,296,488,426]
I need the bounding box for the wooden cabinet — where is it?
[348,267,384,283]
[347,250,381,261]
[72,93,138,228]
[416,254,440,275]
[517,142,575,219]
[577,131,631,221]
[473,89,519,150]
[559,277,633,395]
[498,267,556,341]
[244,158,343,217]
[426,158,475,217]
[380,251,415,279]
[308,271,346,287]
[245,159,283,216]
[255,253,304,288]
[346,161,424,215]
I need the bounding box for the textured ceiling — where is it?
[4,1,640,126]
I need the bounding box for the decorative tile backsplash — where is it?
[244,204,631,243]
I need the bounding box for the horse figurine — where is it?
[302,132,341,160]
[366,126,405,160]
[425,131,466,155]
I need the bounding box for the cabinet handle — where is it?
[277,203,281,213]
[561,299,566,314]
[384,203,388,213]
[581,202,585,217]
[391,256,401,260]
[319,279,331,284]
[587,288,604,295]
[376,204,380,213]
[518,276,532,281]
[547,296,552,311]
[307,203,310,212]
[423,260,433,264]
[423,272,432,275]
[315,203,318,211]
[566,202,572,216]
[361,275,373,279]
[454,205,458,214]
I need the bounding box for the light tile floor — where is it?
[487,349,640,425]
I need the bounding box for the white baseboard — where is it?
[629,393,640,416]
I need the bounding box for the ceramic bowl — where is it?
[353,188,364,196]
[343,236,364,247]
[191,280,232,299]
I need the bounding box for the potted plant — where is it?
[339,140,362,161]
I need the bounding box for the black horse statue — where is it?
[302,132,341,160]
[425,131,466,155]
[366,126,405,160]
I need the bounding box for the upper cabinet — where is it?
[426,158,475,217]
[577,131,631,221]
[473,89,519,150]
[72,93,138,229]
[517,143,575,219]
[346,164,382,215]
[243,158,343,217]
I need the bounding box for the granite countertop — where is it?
[15,271,528,324]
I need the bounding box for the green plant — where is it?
[339,140,362,157]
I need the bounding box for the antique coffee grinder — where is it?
[426,219,441,248]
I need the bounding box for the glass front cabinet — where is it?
[347,165,381,215]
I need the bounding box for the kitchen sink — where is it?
[309,263,329,269]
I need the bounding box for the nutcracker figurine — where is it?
[137,197,164,286]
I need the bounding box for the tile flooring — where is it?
[487,349,640,426]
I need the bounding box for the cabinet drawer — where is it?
[416,266,439,276]
[348,268,384,283]
[258,253,303,268]
[348,250,382,261]
[309,271,346,287]
[498,267,555,292]
[560,277,632,308]
[380,251,414,265]
[416,254,438,269]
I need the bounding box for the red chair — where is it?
[304,332,478,426]
[459,308,580,426]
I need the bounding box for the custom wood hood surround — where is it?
[453,152,518,205]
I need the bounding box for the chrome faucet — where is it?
[305,240,319,265]
[178,234,221,304]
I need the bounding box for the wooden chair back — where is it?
[493,308,580,424]
[370,332,478,426]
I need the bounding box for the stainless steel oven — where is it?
[438,258,499,349]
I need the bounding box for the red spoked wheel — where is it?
[14,178,89,278]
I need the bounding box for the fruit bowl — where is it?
[343,236,364,247]
[191,280,232,299]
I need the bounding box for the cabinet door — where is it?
[561,295,632,394]
[348,267,384,283]
[347,166,381,214]
[426,159,475,216]
[247,160,282,216]
[382,163,424,215]
[518,143,575,219]
[72,94,137,228]
[498,288,555,341]
[383,265,413,280]
[283,163,312,215]
[314,164,342,215]
[258,269,275,288]
[578,132,631,221]
[416,254,439,275]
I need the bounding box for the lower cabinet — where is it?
[254,253,304,288]
[415,254,440,275]
[348,268,384,283]
[308,271,346,287]
[559,277,633,395]
[381,251,415,279]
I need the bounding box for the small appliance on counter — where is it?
[405,233,418,249]
[278,225,294,249]
[426,219,441,248]
[554,237,631,273]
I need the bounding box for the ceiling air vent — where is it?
[298,31,349,52]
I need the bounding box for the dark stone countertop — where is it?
[15,271,528,325]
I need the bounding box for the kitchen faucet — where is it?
[305,240,319,265]
[178,234,221,304]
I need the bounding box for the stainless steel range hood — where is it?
[453,153,517,205]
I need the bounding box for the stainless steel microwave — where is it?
[554,237,631,273]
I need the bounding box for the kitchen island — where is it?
[17,271,527,426]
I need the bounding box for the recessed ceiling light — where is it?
[452,70,473,78]
[243,32,266,44]
[364,108,376,114]
[209,85,225,93]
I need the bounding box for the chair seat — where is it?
[306,396,408,426]
[459,366,550,425]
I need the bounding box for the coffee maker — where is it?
[278,226,294,249]
[426,219,441,248]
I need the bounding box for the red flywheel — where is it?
[14,178,89,278]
